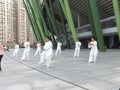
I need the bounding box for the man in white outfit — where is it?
[12,42,19,57]
[55,41,62,55]
[35,42,41,56]
[88,37,98,63]
[74,39,81,57]
[39,36,53,68]
[21,38,30,61]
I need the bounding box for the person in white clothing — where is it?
[21,38,30,61]
[12,42,19,57]
[35,42,41,56]
[88,37,98,63]
[55,41,62,55]
[39,36,53,68]
[74,39,81,57]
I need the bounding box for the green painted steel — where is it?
[23,0,38,41]
[85,0,96,36]
[25,0,44,44]
[29,0,46,43]
[44,0,60,42]
[34,0,49,36]
[112,0,120,41]
[57,0,71,48]
[64,0,77,42]
[23,0,44,43]
[59,0,68,20]
[59,0,77,43]
[47,15,57,49]
[86,0,106,52]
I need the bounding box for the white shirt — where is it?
[43,41,53,56]
[89,41,98,52]
[75,41,81,50]
[15,44,19,50]
[24,41,30,51]
[57,42,62,49]
[37,43,41,49]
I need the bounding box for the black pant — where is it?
[0,55,3,70]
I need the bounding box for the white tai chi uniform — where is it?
[12,44,19,57]
[39,41,53,68]
[55,42,62,55]
[74,41,81,57]
[35,43,41,56]
[88,41,98,63]
[21,41,30,61]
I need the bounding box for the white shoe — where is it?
[88,61,94,63]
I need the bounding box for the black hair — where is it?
[27,38,29,41]
[91,36,96,40]
[46,36,51,41]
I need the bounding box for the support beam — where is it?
[23,0,38,41]
[44,0,60,43]
[23,0,43,43]
[29,0,46,43]
[112,0,120,41]
[47,15,56,49]
[25,0,44,44]
[34,0,49,36]
[86,0,106,52]
[59,0,77,43]
[57,0,71,48]
[78,15,80,27]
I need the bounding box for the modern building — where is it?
[17,0,35,44]
[12,0,18,42]
[21,0,120,50]
[17,0,27,44]
[46,0,120,49]
[0,0,8,44]
[0,0,35,46]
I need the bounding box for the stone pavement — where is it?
[0,49,120,90]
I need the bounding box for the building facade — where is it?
[0,0,7,44]
[0,0,35,46]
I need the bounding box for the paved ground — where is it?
[0,48,120,90]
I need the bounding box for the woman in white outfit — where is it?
[35,42,41,56]
[55,41,62,55]
[21,38,30,61]
[12,42,19,57]
[74,40,81,57]
[88,37,98,63]
[39,36,53,68]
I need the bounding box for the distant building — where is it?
[0,0,35,46]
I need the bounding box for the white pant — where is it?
[74,49,80,57]
[88,51,98,63]
[12,49,19,57]
[35,48,41,56]
[55,48,61,55]
[39,51,52,68]
[21,50,30,61]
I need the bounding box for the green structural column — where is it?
[112,0,120,41]
[64,0,77,42]
[23,0,43,42]
[24,0,45,44]
[44,0,60,42]
[59,0,77,43]
[34,0,49,36]
[86,0,105,52]
[23,0,38,41]
[57,0,71,48]
[29,0,46,43]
